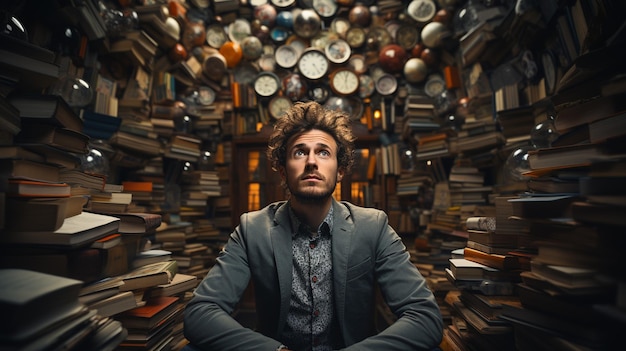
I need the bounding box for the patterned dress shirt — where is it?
[282,205,334,351]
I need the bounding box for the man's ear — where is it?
[278,166,286,181]
[337,168,344,182]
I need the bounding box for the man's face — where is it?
[281,129,343,204]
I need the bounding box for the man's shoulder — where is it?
[337,201,385,219]
[243,201,288,221]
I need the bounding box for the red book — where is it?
[118,296,180,330]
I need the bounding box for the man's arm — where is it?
[344,211,444,350]
[183,218,285,351]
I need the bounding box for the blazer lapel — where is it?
[331,200,354,328]
[271,203,293,332]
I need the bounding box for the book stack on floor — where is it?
[0,268,127,351]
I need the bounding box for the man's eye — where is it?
[319,150,330,157]
[294,150,305,156]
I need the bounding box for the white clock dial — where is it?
[331,68,359,96]
[254,72,280,97]
[375,73,398,96]
[269,95,293,119]
[297,49,329,80]
[271,0,296,8]
[325,39,351,64]
[312,0,338,18]
[275,44,300,69]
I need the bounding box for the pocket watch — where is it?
[407,0,437,23]
[253,71,281,97]
[275,44,300,69]
[206,24,228,49]
[348,54,367,75]
[345,26,366,49]
[268,95,293,119]
[325,39,351,64]
[330,17,351,38]
[329,68,359,96]
[297,48,329,81]
[312,0,338,18]
[375,73,398,96]
[395,24,420,50]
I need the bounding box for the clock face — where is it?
[270,0,296,8]
[227,19,252,43]
[269,95,293,119]
[297,49,329,80]
[348,54,367,74]
[330,17,351,38]
[206,24,228,48]
[312,0,338,18]
[375,73,398,96]
[254,72,281,97]
[330,68,359,96]
[395,24,420,50]
[197,86,216,105]
[275,44,300,68]
[325,39,351,64]
[345,26,366,48]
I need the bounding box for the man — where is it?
[184,101,443,350]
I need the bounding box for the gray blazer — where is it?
[184,199,444,350]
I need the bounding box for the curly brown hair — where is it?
[267,101,356,174]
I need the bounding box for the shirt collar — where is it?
[288,202,334,238]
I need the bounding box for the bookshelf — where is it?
[1,0,625,349]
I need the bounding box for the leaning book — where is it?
[0,211,120,248]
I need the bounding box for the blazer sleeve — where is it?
[183,212,284,351]
[343,210,444,350]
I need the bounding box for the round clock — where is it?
[345,26,366,48]
[330,68,359,96]
[424,74,446,97]
[268,95,293,119]
[325,39,351,64]
[375,73,398,96]
[275,44,300,69]
[270,0,296,9]
[348,54,367,75]
[395,24,420,51]
[297,48,329,80]
[258,53,276,71]
[227,18,252,43]
[282,73,308,100]
[358,74,375,98]
[253,72,281,97]
[293,9,322,39]
[330,17,351,38]
[206,24,228,49]
[366,26,392,51]
[312,0,338,18]
[307,84,330,103]
[407,0,437,23]
[197,85,216,105]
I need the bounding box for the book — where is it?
[0,211,120,248]
[120,260,178,292]
[107,212,162,234]
[463,247,520,270]
[132,249,172,269]
[88,290,139,318]
[0,48,60,91]
[0,145,45,162]
[9,95,83,132]
[0,268,84,342]
[4,197,71,231]
[0,158,60,183]
[16,125,90,154]
[449,258,499,281]
[527,142,620,171]
[507,194,578,218]
[117,296,180,330]
[90,233,122,249]
[5,179,71,198]
[554,94,626,133]
[146,273,198,298]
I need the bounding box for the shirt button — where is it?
[313,310,320,317]
[312,276,318,283]
[309,242,316,249]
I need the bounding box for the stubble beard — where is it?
[288,178,337,205]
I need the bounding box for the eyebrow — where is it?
[292,142,332,151]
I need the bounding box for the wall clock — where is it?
[253,71,281,97]
[268,95,293,119]
[375,73,398,96]
[312,0,338,18]
[345,26,366,48]
[275,44,300,69]
[325,39,351,64]
[206,24,228,49]
[282,73,308,100]
[329,68,359,96]
[270,0,296,9]
[297,48,329,80]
